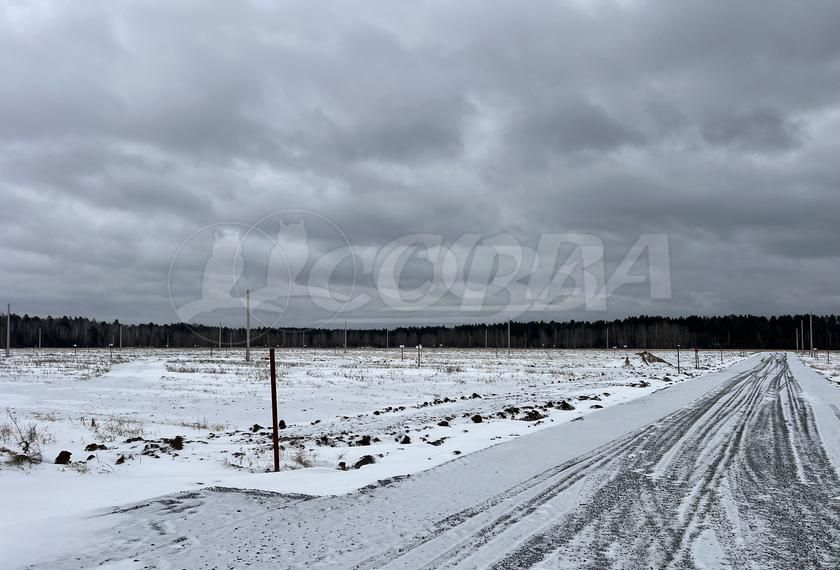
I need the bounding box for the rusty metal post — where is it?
[269,348,280,472]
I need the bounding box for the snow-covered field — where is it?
[802,351,840,384]
[0,347,746,567]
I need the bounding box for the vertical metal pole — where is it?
[809,314,814,358]
[5,304,9,357]
[245,289,251,362]
[677,345,681,374]
[269,348,280,472]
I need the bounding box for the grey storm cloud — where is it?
[1,0,838,326]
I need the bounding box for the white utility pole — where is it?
[245,289,251,362]
[802,319,807,354]
[5,304,10,357]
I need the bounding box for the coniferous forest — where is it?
[2,313,838,351]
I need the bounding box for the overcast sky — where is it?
[1,0,838,327]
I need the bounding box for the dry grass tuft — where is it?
[1,408,54,467]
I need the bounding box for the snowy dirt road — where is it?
[39,354,840,569]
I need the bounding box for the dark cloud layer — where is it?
[1,0,838,326]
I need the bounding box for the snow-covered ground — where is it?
[801,351,840,384]
[0,347,746,567]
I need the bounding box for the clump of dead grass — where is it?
[1,408,55,467]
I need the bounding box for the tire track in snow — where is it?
[351,363,765,569]
[366,355,840,569]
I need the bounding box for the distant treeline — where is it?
[2,313,838,350]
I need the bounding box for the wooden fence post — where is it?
[270,348,280,472]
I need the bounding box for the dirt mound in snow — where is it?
[354,455,376,469]
[637,351,671,365]
[54,450,72,464]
